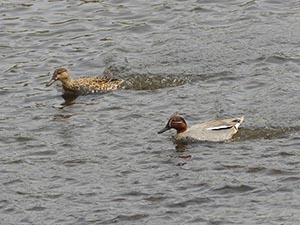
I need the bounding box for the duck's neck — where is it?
[175,123,188,134]
[61,77,73,90]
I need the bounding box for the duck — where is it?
[46,68,124,95]
[158,114,244,142]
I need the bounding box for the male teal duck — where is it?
[158,114,244,142]
[46,68,124,95]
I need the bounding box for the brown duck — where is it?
[46,68,124,95]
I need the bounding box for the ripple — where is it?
[26,206,47,211]
[247,166,267,174]
[121,190,149,197]
[123,22,153,34]
[0,200,9,209]
[2,179,23,186]
[265,54,293,64]
[101,214,149,224]
[279,176,300,183]
[49,19,81,25]
[44,193,63,199]
[234,126,300,141]
[213,184,256,195]
[62,159,88,167]
[0,3,32,8]
[144,194,168,203]
[2,159,24,164]
[22,150,57,157]
[266,169,296,176]
[166,197,212,208]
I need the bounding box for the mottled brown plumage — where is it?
[46,68,124,95]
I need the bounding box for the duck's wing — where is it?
[195,116,244,131]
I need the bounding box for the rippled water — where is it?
[1,0,300,224]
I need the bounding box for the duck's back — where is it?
[67,77,124,94]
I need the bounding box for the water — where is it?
[1,0,300,224]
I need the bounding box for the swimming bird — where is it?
[46,68,124,95]
[158,114,244,142]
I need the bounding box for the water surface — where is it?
[1,0,300,224]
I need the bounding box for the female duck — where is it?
[158,114,244,142]
[46,68,124,95]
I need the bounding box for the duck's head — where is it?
[46,68,71,87]
[158,114,188,134]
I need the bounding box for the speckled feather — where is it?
[67,77,124,94]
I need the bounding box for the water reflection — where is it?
[175,142,190,152]
[61,92,79,106]
[52,114,74,121]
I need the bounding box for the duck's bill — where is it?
[158,126,170,134]
[46,79,56,87]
